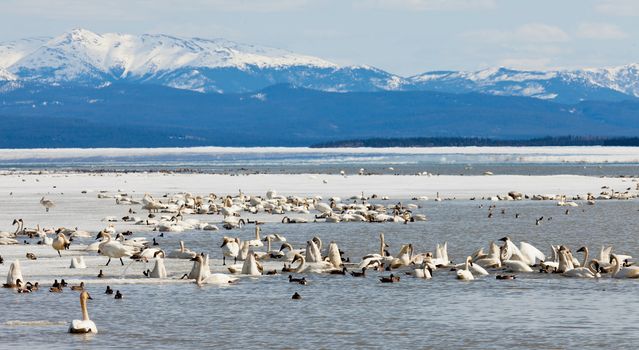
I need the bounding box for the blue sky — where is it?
[0,0,637,76]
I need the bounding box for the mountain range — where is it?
[0,29,638,147]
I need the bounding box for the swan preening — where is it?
[68,291,97,334]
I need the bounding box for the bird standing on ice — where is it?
[40,197,55,212]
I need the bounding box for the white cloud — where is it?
[595,0,639,16]
[576,22,627,39]
[361,0,496,11]
[462,23,570,44]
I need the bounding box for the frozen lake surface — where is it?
[1,147,639,349]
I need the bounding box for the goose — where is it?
[290,254,333,274]
[70,282,85,291]
[610,254,639,279]
[40,197,55,212]
[3,260,23,288]
[52,233,70,257]
[379,274,400,283]
[350,267,366,277]
[68,291,97,334]
[70,256,87,269]
[96,231,135,266]
[167,241,197,259]
[221,237,240,265]
[456,256,475,280]
[191,255,238,285]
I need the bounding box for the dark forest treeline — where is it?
[310,136,639,148]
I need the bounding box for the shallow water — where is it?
[2,199,639,349]
[2,147,639,176]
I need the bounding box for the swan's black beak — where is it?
[498,236,508,242]
[190,256,198,261]
[576,247,585,253]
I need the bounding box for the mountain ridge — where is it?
[0,29,638,102]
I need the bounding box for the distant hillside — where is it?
[1,29,639,103]
[311,136,639,148]
[1,84,639,148]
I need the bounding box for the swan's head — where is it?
[153,250,165,258]
[292,254,304,264]
[80,291,93,301]
[576,246,587,253]
[498,236,510,242]
[279,242,293,252]
[190,255,204,263]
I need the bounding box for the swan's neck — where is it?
[267,238,271,252]
[582,248,589,268]
[255,226,260,240]
[612,256,621,276]
[379,235,385,256]
[293,256,306,272]
[464,258,470,271]
[80,297,90,321]
[179,241,185,252]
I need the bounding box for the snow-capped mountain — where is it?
[0,28,402,93]
[409,65,639,103]
[0,28,638,102]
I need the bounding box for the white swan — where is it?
[68,291,97,334]
[241,253,262,276]
[247,225,264,247]
[221,237,240,265]
[563,247,600,278]
[167,240,197,259]
[305,240,322,263]
[474,241,501,268]
[414,264,433,279]
[291,254,333,274]
[4,260,23,287]
[191,255,237,285]
[149,257,167,278]
[70,256,87,269]
[96,231,135,266]
[611,254,639,279]
[327,241,342,268]
[456,256,474,280]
